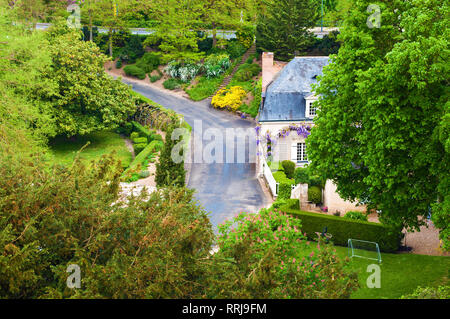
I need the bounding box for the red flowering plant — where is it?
[213,208,359,298]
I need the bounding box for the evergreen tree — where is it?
[256,0,320,60]
[156,126,186,187]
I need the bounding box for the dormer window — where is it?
[305,98,317,119]
[309,102,317,117]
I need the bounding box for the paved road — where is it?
[125,80,269,227]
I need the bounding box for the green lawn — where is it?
[48,130,133,169]
[305,244,449,299]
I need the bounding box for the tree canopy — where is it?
[308,0,449,248]
[256,0,320,60]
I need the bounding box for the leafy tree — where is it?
[0,132,214,298]
[0,7,58,140]
[212,209,359,298]
[44,22,136,137]
[307,0,449,247]
[155,125,187,187]
[144,0,204,63]
[256,0,320,60]
[199,0,245,48]
[322,0,353,26]
[84,0,134,57]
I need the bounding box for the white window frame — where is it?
[296,142,307,163]
[305,96,318,119]
[309,102,317,117]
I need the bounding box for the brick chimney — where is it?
[262,52,274,93]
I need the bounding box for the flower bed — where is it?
[211,86,247,112]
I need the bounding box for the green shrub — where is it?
[248,63,261,76]
[132,121,152,142]
[151,134,163,142]
[150,74,162,83]
[123,65,146,80]
[236,25,255,49]
[293,166,325,188]
[278,182,291,200]
[139,170,150,179]
[117,122,133,136]
[401,286,450,299]
[163,78,182,90]
[246,57,254,64]
[309,174,325,189]
[116,59,122,69]
[122,140,162,178]
[278,206,402,252]
[281,160,296,179]
[272,170,294,185]
[234,63,261,82]
[133,143,147,155]
[226,40,247,59]
[135,52,160,74]
[152,140,164,152]
[130,132,140,140]
[308,186,322,204]
[204,54,231,78]
[235,69,253,82]
[294,167,309,184]
[344,211,368,222]
[118,35,145,64]
[272,198,299,210]
[133,137,148,145]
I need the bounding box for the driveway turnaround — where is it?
[125,80,269,227]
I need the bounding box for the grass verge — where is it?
[48,130,133,169]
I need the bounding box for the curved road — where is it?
[125,80,269,227]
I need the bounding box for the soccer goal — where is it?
[348,239,382,264]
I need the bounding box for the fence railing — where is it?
[261,157,278,197]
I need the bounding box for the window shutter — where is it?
[291,143,298,162]
[278,142,288,161]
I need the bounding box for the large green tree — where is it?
[308,0,449,248]
[256,0,320,60]
[44,22,136,137]
[144,0,204,62]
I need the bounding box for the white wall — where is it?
[323,180,366,214]
[259,122,312,172]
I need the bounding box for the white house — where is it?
[257,53,365,214]
[258,54,329,167]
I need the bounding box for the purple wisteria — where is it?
[255,124,312,159]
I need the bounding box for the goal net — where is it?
[348,239,382,264]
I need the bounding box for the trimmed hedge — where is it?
[133,137,148,145]
[130,132,140,140]
[344,211,369,222]
[281,160,296,179]
[133,143,147,155]
[308,186,322,204]
[135,52,160,74]
[132,121,152,142]
[278,206,402,252]
[163,78,182,90]
[278,182,291,200]
[123,65,146,80]
[122,140,164,178]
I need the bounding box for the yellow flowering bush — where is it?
[211,86,247,112]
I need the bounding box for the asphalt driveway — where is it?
[125,80,269,227]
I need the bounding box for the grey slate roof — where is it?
[259,57,330,122]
